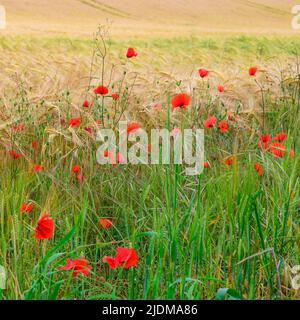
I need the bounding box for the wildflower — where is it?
[218,85,225,93]
[204,116,217,128]
[60,257,91,277]
[111,93,119,101]
[72,165,81,173]
[68,118,81,127]
[102,256,117,269]
[269,142,286,158]
[103,149,110,158]
[198,68,209,78]
[82,100,90,108]
[9,149,22,159]
[103,247,138,269]
[76,174,83,183]
[204,161,210,168]
[85,127,92,134]
[94,85,109,95]
[249,66,257,76]
[11,123,25,132]
[32,140,39,149]
[98,218,113,229]
[127,122,140,134]
[228,113,237,121]
[223,155,235,166]
[289,148,295,158]
[126,48,138,58]
[273,132,287,142]
[32,164,43,172]
[254,163,263,176]
[35,214,54,239]
[171,93,190,109]
[21,203,33,213]
[258,134,271,150]
[218,120,229,133]
[259,134,272,143]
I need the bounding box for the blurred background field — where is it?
[0,1,300,301]
[1,0,298,35]
[1,1,300,102]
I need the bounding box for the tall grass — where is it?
[0,30,299,300]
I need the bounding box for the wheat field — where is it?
[0,2,299,301]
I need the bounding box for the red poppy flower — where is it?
[259,134,272,143]
[249,66,257,76]
[82,100,90,108]
[12,123,26,132]
[204,161,210,168]
[103,149,110,158]
[103,247,138,269]
[218,85,225,93]
[21,203,34,214]
[85,127,92,134]
[127,122,140,134]
[254,163,263,176]
[60,257,91,277]
[273,132,287,142]
[98,218,113,229]
[270,142,286,158]
[204,116,217,128]
[228,113,237,121]
[76,174,83,183]
[94,85,109,95]
[198,68,209,78]
[103,256,117,268]
[32,164,43,172]
[289,148,294,158]
[72,165,81,173]
[218,120,229,133]
[223,155,235,166]
[126,48,138,58]
[35,214,54,239]
[171,93,190,109]
[258,134,271,150]
[9,149,22,159]
[111,93,119,101]
[32,140,39,149]
[68,118,81,127]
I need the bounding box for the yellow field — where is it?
[1,0,298,36]
[1,2,300,112]
[1,1,300,302]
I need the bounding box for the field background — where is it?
[0,1,300,300]
[2,0,299,35]
[1,1,300,103]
